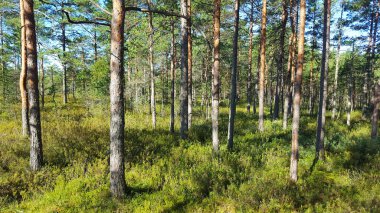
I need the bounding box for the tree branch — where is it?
[125,7,187,19]
[62,10,110,27]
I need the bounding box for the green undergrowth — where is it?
[0,97,379,212]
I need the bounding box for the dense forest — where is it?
[0,0,379,211]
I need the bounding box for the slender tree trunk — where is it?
[180,0,189,139]
[94,24,98,62]
[19,0,30,136]
[316,0,331,161]
[170,19,176,133]
[290,0,306,182]
[147,0,156,129]
[370,0,379,138]
[187,0,193,128]
[363,12,374,114]
[212,0,221,153]
[258,0,267,132]
[51,67,55,103]
[371,81,380,138]
[227,0,239,150]
[1,11,4,101]
[274,0,288,120]
[332,5,344,120]
[347,43,355,126]
[109,0,127,198]
[247,0,254,113]
[24,0,43,171]
[40,55,44,109]
[284,0,296,129]
[309,2,317,116]
[61,16,67,104]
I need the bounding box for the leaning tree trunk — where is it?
[316,0,331,161]
[332,5,344,120]
[212,0,221,153]
[147,0,156,129]
[274,0,288,120]
[19,0,30,136]
[258,0,267,132]
[283,0,296,129]
[109,0,127,198]
[187,0,193,128]
[180,0,189,139]
[227,0,239,150]
[24,0,43,171]
[290,0,306,182]
[170,19,176,133]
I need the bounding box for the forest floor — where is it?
[0,97,379,212]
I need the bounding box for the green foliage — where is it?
[89,58,110,96]
[1,100,379,212]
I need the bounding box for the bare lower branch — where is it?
[125,6,187,19]
[62,10,110,27]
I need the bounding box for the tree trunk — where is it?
[332,5,344,120]
[19,0,30,136]
[283,0,296,129]
[316,0,331,161]
[212,0,221,153]
[309,2,317,116]
[170,19,176,133]
[370,0,379,138]
[247,0,254,113]
[147,0,156,129]
[40,55,44,109]
[371,81,380,138]
[290,0,306,182]
[94,24,98,62]
[1,11,4,101]
[364,12,374,113]
[24,0,43,171]
[61,19,67,104]
[258,0,267,132]
[347,43,355,126]
[180,0,189,139]
[187,0,193,128]
[274,0,288,120]
[109,0,127,198]
[227,0,239,150]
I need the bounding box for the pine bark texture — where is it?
[247,0,254,113]
[274,0,288,120]
[61,16,67,104]
[170,20,176,133]
[212,0,221,153]
[284,0,296,129]
[109,0,127,198]
[147,0,156,129]
[19,0,30,136]
[316,0,331,161]
[290,0,306,182]
[371,81,380,138]
[180,0,189,139]
[258,0,267,132]
[332,6,344,120]
[40,55,45,109]
[24,0,43,171]
[187,0,193,128]
[227,0,239,149]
